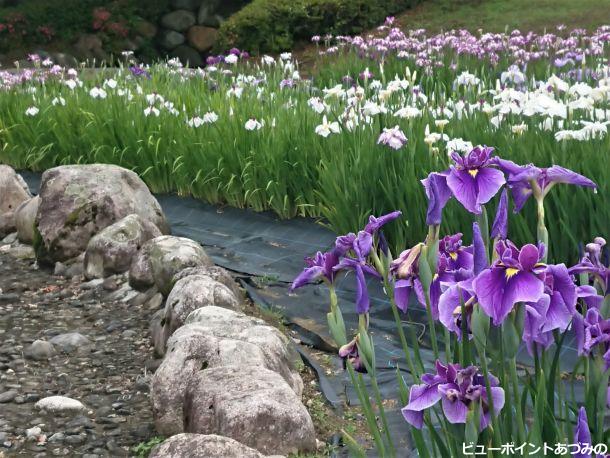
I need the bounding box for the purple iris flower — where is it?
[445,146,506,214]
[573,308,610,371]
[338,336,366,373]
[401,361,504,430]
[573,407,593,458]
[334,231,381,314]
[473,240,546,326]
[291,249,341,290]
[523,264,576,352]
[439,233,474,273]
[421,172,452,225]
[129,65,150,79]
[569,237,609,296]
[490,189,508,239]
[494,159,597,212]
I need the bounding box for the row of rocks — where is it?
[0,163,316,456]
[158,0,247,67]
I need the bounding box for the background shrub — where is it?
[216,0,423,53]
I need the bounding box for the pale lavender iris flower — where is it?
[401,361,504,430]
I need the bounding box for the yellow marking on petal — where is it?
[468,169,479,178]
[534,263,546,267]
[452,305,462,315]
[505,267,519,279]
[433,273,439,281]
[449,252,458,261]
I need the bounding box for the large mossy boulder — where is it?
[34,164,169,264]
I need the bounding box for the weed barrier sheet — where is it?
[21,171,581,454]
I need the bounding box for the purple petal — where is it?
[502,272,546,320]
[574,407,592,458]
[474,167,506,208]
[291,265,324,290]
[518,244,541,271]
[490,386,505,415]
[576,285,603,309]
[490,189,508,239]
[473,267,510,325]
[421,172,452,225]
[364,210,402,234]
[573,311,585,355]
[354,231,373,259]
[441,397,468,424]
[401,407,424,429]
[546,166,597,189]
[447,168,480,214]
[394,279,412,312]
[354,264,370,314]
[509,180,534,213]
[404,383,442,411]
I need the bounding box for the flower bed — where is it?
[0,23,608,262]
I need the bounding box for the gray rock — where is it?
[0,390,18,403]
[171,0,201,11]
[129,236,212,295]
[197,0,223,27]
[35,164,169,264]
[156,275,240,354]
[0,165,31,216]
[0,211,15,238]
[186,306,303,394]
[49,332,93,354]
[84,214,161,280]
[8,243,35,260]
[24,340,56,361]
[1,232,17,245]
[161,10,196,32]
[173,266,241,299]
[159,30,185,51]
[26,426,42,439]
[150,434,267,458]
[185,366,314,455]
[170,45,203,67]
[35,396,86,414]
[15,196,40,244]
[152,307,303,437]
[48,432,65,443]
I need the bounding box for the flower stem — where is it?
[509,357,527,444]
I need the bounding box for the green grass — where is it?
[396,0,610,33]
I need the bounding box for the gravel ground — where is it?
[0,248,159,457]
